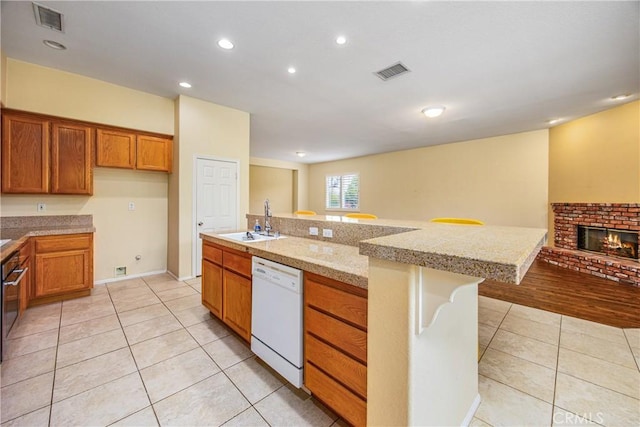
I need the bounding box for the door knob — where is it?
[198,222,204,226]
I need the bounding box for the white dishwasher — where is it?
[251,256,304,387]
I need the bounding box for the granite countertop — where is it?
[0,215,95,261]
[360,223,546,284]
[213,214,547,287]
[201,233,369,288]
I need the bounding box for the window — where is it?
[325,173,359,210]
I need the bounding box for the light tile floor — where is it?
[1,275,638,426]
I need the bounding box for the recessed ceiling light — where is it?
[336,36,347,45]
[296,151,306,158]
[43,40,66,50]
[217,39,234,50]
[610,94,631,101]
[421,106,446,118]
[179,82,192,88]
[288,67,296,74]
[547,118,562,125]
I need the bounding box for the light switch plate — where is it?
[128,202,135,211]
[309,227,319,236]
[37,202,46,212]
[322,229,333,238]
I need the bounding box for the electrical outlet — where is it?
[114,266,127,277]
[37,202,46,212]
[322,228,333,238]
[128,202,135,211]
[309,227,319,236]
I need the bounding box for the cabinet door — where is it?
[136,135,172,172]
[1,113,50,193]
[51,121,93,195]
[35,249,92,297]
[202,259,223,319]
[222,270,252,342]
[95,128,136,169]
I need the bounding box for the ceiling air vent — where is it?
[374,62,410,81]
[33,2,64,32]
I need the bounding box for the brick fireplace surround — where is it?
[539,203,639,286]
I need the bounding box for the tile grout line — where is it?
[115,276,177,426]
[47,301,64,427]
[549,315,563,427]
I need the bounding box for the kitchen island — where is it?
[201,214,546,426]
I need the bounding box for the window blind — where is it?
[325,173,359,210]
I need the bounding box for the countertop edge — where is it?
[201,234,368,289]
[1,226,96,260]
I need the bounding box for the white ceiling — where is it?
[1,1,638,164]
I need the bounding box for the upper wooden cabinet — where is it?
[51,121,93,195]
[1,112,51,193]
[137,135,172,172]
[1,112,93,195]
[95,128,136,169]
[95,128,172,173]
[1,110,173,195]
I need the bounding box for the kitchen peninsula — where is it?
[200,214,546,426]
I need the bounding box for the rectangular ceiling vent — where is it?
[33,2,64,32]
[374,62,410,81]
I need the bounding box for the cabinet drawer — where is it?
[305,307,367,363]
[203,242,222,265]
[35,234,92,253]
[223,250,251,277]
[305,334,367,398]
[306,277,367,329]
[19,239,32,260]
[306,363,366,427]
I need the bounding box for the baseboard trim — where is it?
[94,269,168,285]
[461,393,481,426]
[167,270,194,282]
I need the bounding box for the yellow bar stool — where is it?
[430,217,484,225]
[344,213,378,219]
[294,210,316,215]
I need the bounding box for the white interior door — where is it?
[195,158,238,276]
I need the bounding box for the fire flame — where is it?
[607,232,622,249]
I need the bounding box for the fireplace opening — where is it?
[577,226,639,261]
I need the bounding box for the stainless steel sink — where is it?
[218,232,285,243]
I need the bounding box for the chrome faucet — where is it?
[264,199,272,236]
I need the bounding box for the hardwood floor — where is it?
[479,259,640,328]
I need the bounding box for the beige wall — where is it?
[250,165,294,215]
[0,169,168,280]
[548,100,640,238]
[169,95,250,279]
[1,50,6,106]
[5,59,173,134]
[308,130,549,228]
[250,157,309,213]
[1,59,174,281]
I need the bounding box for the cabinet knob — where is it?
[198,222,204,226]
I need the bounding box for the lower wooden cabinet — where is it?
[33,233,93,303]
[202,241,252,342]
[304,272,368,427]
[202,259,223,318]
[222,269,252,341]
